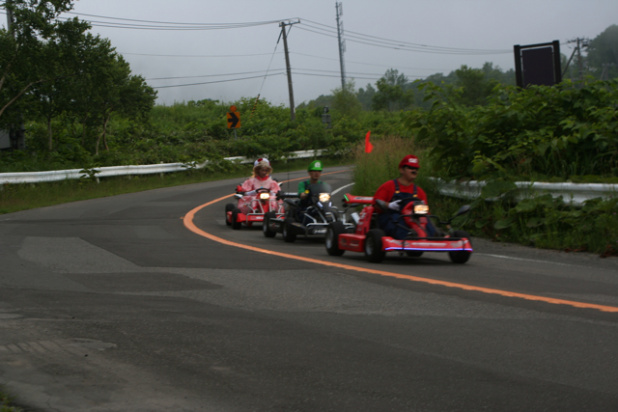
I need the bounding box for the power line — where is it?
[299,19,511,55]
[63,11,283,30]
[148,68,388,90]
[150,72,285,89]
[62,10,510,55]
[122,51,279,58]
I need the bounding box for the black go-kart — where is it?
[263,182,353,242]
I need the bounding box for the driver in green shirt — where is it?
[294,160,324,222]
[298,160,323,200]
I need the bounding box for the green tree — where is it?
[586,24,618,80]
[372,69,413,111]
[331,80,362,119]
[0,0,74,124]
[27,17,92,150]
[357,83,376,110]
[453,65,497,106]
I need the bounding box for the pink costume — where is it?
[237,160,281,213]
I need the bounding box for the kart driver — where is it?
[298,160,324,202]
[294,159,325,222]
[237,158,281,213]
[373,154,436,239]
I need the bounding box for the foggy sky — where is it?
[15,0,618,106]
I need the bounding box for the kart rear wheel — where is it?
[225,203,235,226]
[231,208,242,230]
[325,221,345,256]
[364,229,386,263]
[282,219,297,243]
[448,230,472,264]
[263,212,277,238]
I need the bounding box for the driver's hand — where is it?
[388,199,402,211]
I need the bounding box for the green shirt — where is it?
[298,179,322,195]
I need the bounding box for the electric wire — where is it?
[61,11,511,55]
[1,9,519,93]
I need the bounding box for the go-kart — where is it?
[325,193,473,263]
[225,187,284,230]
[263,182,353,242]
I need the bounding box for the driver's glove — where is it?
[245,190,257,196]
[388,199,402,211]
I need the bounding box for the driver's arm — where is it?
[298,181,309,198]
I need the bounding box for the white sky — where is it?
[9,0,618,107]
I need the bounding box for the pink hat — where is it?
[399,154,420,169]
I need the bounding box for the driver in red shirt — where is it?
[373,154,435,239]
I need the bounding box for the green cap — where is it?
[308,160,323,171]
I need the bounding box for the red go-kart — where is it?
[225,187,284,230]
[325,193,473,263]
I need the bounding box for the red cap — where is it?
[399,154,420,169]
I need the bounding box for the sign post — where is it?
[226,105,241,139]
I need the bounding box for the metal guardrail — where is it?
[436,179,617,206]
[1,150,615,205]
[0,150,324,185]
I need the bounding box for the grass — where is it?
[352,135,425,196]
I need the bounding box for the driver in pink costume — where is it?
[237,158,281,214]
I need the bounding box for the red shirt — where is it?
[373,179,427,207]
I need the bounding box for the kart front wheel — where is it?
[263,212,277,238]
[364,229,386,263]
[282,220,297,243]
[231,208,242,230]
[325,221,345,256]
[448,230,472,264]
[225,203,235,226]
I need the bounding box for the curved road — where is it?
[1,166,617,411]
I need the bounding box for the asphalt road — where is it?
[1,166,617,411]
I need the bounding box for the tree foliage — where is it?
[407,79,618,180]
[0,0,156,154]
[372,69,414,111]
[586,24,618,80]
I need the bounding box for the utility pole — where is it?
[564,37,589,84]
[336,2,346,91]
[6,0,14,35]
[576,38,584,82]
[280,20,299,121]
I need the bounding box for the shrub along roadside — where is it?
[407,79,618,181]
[352,136,618,257]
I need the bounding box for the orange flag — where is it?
[365,131,374,153]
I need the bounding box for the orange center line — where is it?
[183,184,618,314]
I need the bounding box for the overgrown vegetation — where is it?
[408,79,618,181]
[0,388,22,412]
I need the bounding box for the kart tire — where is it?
[282,220,297,243]
[231,208,242,230]
[225,203,235,226]
[325,221,345,256]
[448,230,472,264]
[263,212,277,238]
[364,228,386,263]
